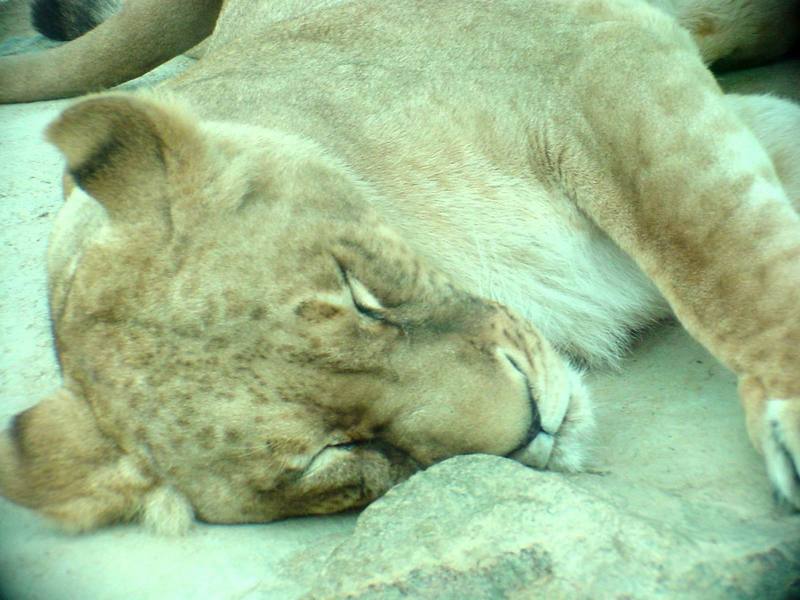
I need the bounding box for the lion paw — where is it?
[762,400,800,510]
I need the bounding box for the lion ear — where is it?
[46,93,201,222]
[0,388,154,531]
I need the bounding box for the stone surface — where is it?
[305,456,800,599]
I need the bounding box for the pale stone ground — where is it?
[0,7,798,599]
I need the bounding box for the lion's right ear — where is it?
[46,94,203,222]
[0,388,194,533]
[0,388,153,531]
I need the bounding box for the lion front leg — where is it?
[554,7,800,507]
[730,93,800,507]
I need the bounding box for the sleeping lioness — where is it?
[0,0,798,533]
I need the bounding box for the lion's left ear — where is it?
[46,93,203,222]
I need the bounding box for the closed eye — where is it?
[333,258,388,322]
[352,298,386,321]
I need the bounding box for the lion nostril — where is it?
[523,403,542,440]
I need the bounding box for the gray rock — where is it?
[306,455,800,600]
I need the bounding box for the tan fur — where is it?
[0,0,799,531]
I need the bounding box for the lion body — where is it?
[1,0,799,531]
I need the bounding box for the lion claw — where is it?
[763,400,800,510]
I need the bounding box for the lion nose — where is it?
[499,350,552,465]
[499,347,570,469]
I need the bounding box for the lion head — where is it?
[0,94,593,532]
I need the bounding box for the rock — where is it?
[305,455,800,599]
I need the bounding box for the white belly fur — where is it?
[375,166,671,366]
